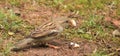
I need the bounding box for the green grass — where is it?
[2,42,13,56]
[91,51,109,56]
[55,0,120,55]
[0,0,120,56]
[0,7,33,56]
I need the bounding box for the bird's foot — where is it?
[46,44,60,49]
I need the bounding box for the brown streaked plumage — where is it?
[29,20,63,39]
[11,17,76,51]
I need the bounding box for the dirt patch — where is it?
[12,39,97,56]
[13,4,69,26]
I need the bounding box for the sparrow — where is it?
[11,17,76,51]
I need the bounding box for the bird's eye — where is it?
[65,21,69,23]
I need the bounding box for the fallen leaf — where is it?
[104,16,120,28]
[112,20,120,28]
[104,16,112,22]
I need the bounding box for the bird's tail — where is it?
[11,38,34,51]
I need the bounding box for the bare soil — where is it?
[12,39,97,56]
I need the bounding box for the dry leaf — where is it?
[104,16,120,28]
[104,16,112,22]
[112,20,120,28]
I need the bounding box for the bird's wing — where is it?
[30,29,59,38]
[29,21,61,38]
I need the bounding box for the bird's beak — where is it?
[69,19,77,27]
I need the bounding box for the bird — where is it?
[11,17,76,51]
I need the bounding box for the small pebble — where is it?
[8,31,15,36]
[69,42,80,49]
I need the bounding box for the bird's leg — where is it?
[46,43,60,49]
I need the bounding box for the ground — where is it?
[12,39,97,56]
[0,0,120,56]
